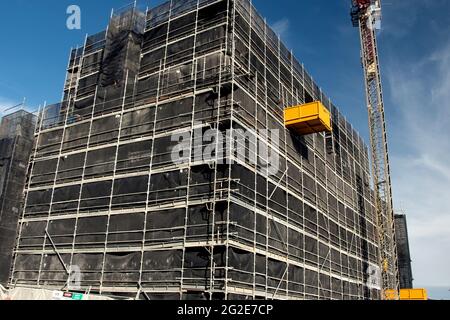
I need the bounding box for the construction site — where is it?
[0,0,429,301]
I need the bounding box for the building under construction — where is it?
[10,0,381,300]
[394,214,413,289]
[0,110,36,285]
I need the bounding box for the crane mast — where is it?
[350,0,399,299]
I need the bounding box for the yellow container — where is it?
[384,289,399,300]
[284,101,332,136]
[400,289,428,300]
[385,288,428,300]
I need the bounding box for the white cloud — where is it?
[387,40,450,288]
[0,97,20,117]
[382,0,447,38]
[271,18,290,39]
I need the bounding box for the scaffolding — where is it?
[10,0,380,300]
[0,110,36,285]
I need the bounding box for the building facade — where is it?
[10,0,380,299]
[0,110,36,285]
[394,214,413,289]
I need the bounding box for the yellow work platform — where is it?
[385,288,428,300]
[284,101,332,136]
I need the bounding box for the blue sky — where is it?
[0,0,449,299]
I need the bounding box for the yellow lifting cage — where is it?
[284,101,332,136]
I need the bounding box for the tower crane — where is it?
[350,0,400,299]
